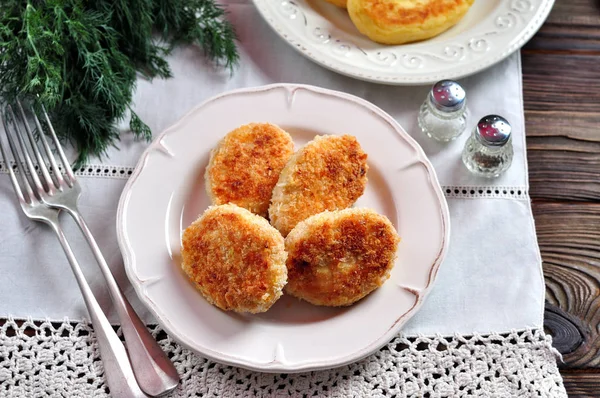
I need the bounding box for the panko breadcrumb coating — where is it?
[269,135,368,236]
[181,204,287,313]
[205,123,294,217]
[284,208,400,307]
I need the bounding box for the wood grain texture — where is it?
[544,302,587,355]
[535,202,600,368]
[522,53,600,200]
[561,369,600,397]
[544,0,600,27]
[525,0,600,52]
[523,69,600,200]
[522,0,600,392]
[527,135,600,201]
[522,0,600,203]
[521,53,600,114]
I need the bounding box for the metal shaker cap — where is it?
[430,80,466,112]
[476,115,511,146]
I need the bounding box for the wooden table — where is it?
[524,0,600,395]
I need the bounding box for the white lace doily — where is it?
[0,318,566,397]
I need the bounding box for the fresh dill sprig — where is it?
[153,0,239,71]
[0,0,238,165]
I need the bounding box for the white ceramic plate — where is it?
[253,0,554,84]
[117,84,450,372]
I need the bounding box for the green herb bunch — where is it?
[0,0,238,165]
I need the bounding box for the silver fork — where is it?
[2,100,179,397]
[0,107,148,397]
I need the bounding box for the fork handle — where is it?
[67,209,179,397]
[48,221,148,398]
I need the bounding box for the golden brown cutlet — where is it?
[269,134,368,237]
[181,204,287,313]
[348,0,474,44]
[284,208,400,307]
[205,123,294,217]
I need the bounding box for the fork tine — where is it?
[6,104,46,196]
[0,120,27,206]
[16,99,57,194]
[39,103,76,184]
[30,103,67,189]
[1,107,35,205]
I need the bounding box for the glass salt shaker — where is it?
[418,80,467,142]
[462,115,513,178]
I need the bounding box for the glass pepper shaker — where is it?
[418,80,467,142]
[462,115,513,178]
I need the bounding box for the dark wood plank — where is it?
[560,369,600,397]
[522,0,600,52]
[498,0,600,393]
[525,115,600,202]
[526,135,600,201]
[534,202,600,368]
[521,53,600,114]
[542,0,600,27]
[544,302,588,355]
[522,7,600,200]
[523,23,600,200]
[525,4,600,391]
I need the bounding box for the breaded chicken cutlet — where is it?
[205,123,294,217]
[181,204,287,313]
[285,208,400,306]
[269,135,368,237]
[348,0,475,45]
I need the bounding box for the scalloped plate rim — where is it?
[117,83,451,372]
[252,0,555,85]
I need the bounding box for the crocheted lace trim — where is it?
[0,318,566,397]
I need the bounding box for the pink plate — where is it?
[117,84,450,372]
